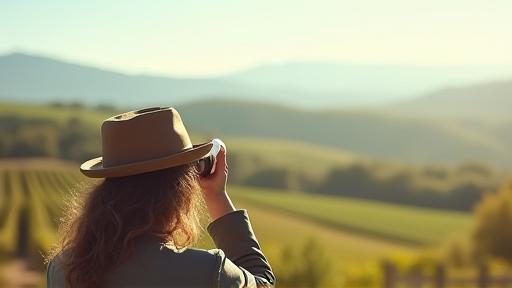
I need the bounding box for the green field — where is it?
[0,162,84,266]
[0,101,110,126]
[0,159,474,278]
[230,186,472,245]
[228,193,415,264]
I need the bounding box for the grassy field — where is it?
[228,192,416,263]
[0,101,110,126]
[0,159,474,275]
[0,158,482,287]
[226,137,355,168]
[0,160,420,287]
[230,186,473,246]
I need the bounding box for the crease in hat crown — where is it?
[106,106,167,121]
[80,106,213,178]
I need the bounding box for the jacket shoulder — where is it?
[107,244,225,287]
[47,256,66,288]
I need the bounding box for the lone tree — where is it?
[473,181,512,262]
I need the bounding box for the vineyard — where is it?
[0,161,87,272]
[0,160,413,269]
[0,158,478,287]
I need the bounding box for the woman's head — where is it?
[49,163,204,288]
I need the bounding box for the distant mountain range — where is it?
[1,52,512,110]
[225,62,512,105]
[395,80,512,118]
[0,53,255,107]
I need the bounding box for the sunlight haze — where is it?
[2,2,512,286]
[2,0,512,76]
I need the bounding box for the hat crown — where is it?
[101,107,193,167]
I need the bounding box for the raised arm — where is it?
[200,146,275,287]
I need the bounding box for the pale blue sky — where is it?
[1,0,511,76]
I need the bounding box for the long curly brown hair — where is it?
[47,164,204,288]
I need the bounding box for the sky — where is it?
[1,0,512,76]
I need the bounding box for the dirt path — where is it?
[0,259,43,287]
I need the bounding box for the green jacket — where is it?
[47,210,275,287]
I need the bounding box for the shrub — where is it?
[274,238,334,288]
[472,181,512,263]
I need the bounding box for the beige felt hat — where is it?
[80,106,213,178]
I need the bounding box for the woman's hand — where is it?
[199,146,236,221]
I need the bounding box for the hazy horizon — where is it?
[3,0,512,77]
[3,51,512,108]
[5,50,512,79]
[2,2,512,287]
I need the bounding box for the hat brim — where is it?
[80,141,214,178]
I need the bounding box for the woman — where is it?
[46,107,275,287]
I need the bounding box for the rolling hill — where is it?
[179,100,512,166]
[3,52,512,109]
[0,159,474,271]
[0,53,258,107]
[0,160,419,286]
[0,53,353,108]
[396,80,512,119]
[226,62,512,106]
[231,186,472,246]
[2,100,512,167]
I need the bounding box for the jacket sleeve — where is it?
[208,210,276,288]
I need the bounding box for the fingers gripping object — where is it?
[197,138,225,177]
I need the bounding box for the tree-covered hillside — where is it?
[179,100,512,167]
[0,101,506,211]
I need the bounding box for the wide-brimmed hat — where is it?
[80,106,213,178]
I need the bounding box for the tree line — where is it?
[0,115,99,161]
[0,114,502,211]
[229,151,501,211]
